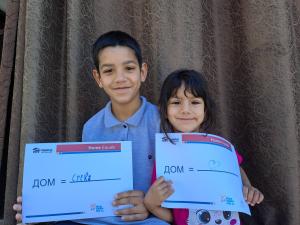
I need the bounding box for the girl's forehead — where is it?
[171,87,198,98]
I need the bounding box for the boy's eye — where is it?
[103,69,112,74]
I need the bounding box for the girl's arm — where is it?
[240,167,264,206]
[144,176,174,222]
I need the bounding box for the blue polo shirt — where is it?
[75,96,169,225]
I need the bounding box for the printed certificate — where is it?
[155,133,250,215]
[22,141,133,223]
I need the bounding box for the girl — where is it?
[144,69,264,225]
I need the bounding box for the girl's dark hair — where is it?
[159,69,215,136]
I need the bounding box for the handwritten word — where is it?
[71,172,91,183]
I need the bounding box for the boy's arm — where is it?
[240,167,264,206]
[144,177,173,223]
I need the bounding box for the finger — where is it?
[13,204,22,212]
[15,213,22,222]
[17,196,22,204]
[159,184,173,195]
[257,192,264,203]
[157,181,171,191]
[115,205,146,216]
[250,190,260,205]
[113,196,143,206]
[162,187,174,199]
[166,186,174,196]
[243,186,249,200]
[115,190,144,200]
[247,189,255,204]
[120,213,148,221]
[152,176,165,186]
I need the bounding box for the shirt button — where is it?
[148,155,152,159]
[123,124,127,128]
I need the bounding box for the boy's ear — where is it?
[92,69,103,88]
[140,63,148,82]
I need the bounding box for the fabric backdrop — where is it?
[0,0,299,224]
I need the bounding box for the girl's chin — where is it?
[174,129,200,133]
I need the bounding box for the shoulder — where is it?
[82,107,105,133]
[142,98,160,131]
[144,98,159,118]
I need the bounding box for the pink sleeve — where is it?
[151,161,157,184]
[236,150,243,165]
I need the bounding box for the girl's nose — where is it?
[181,101,190,113]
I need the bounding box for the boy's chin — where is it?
[111,95,140,106]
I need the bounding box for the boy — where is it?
[13,31,169,225]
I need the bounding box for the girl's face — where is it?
[167,84,205,133]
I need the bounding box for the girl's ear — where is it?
[92,69,103,88]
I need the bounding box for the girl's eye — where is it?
[191,101,202,105]
[126,66,135,71]
[170,101,180,105]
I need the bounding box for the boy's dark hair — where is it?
[92,30,142,70]
[159,69,215,136]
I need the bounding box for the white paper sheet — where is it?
[22,141,133,223]
[155,133,250,215]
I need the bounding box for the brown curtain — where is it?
[1,0,299,224]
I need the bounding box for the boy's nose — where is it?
[115,71,126,82]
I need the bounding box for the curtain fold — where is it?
[0,1,299,224]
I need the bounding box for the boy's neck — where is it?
[111,96,142,121]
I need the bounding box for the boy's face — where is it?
[93,46,147,106]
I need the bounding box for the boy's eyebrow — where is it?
[100,64,113,70]
[123,60,138,65]
[100,60,138,70]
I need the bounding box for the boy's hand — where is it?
[144,176,174,211]
[12,196,26,225]
[113,190,149,221]
[243,185,264,206]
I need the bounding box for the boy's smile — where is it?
[93,46,147,110]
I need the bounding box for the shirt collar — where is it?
[104,96,147,128]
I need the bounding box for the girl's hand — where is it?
[144,176,174,211]
[243,185,264,206]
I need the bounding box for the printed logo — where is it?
[161,136,179,143]
[32,147,52,154]
[90,203,104,213]
[221,195,235,205]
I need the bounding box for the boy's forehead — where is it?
[98,46,138,65]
